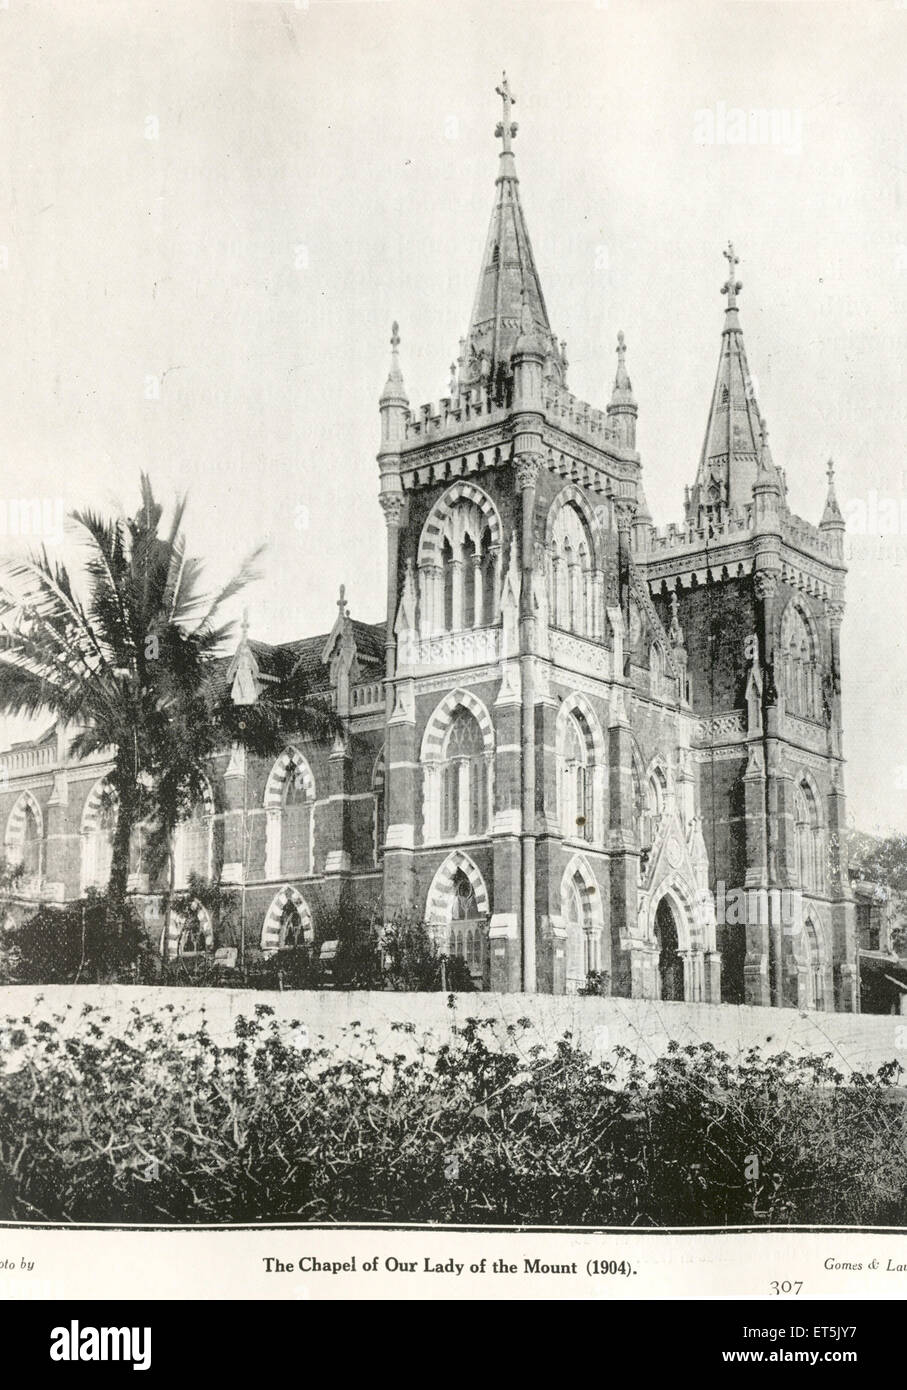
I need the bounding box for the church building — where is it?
[0,78,858,1008]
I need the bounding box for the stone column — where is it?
[516,452,542,992]
[380,493,415,917]
[43,769,70,903]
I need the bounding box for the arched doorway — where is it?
[654,897,684,1001]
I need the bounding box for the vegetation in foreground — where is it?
[1,1004,905,1227]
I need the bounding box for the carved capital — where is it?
[613,498,637,532]
[753,569,779,601]
[379,493,405,529]
[514,454,543,492]
[826,600,845,627]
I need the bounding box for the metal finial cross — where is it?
[495,72,518,155]
[826,458,835,486]
[390,321,400,354]
[721,242,742,309]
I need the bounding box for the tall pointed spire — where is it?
[380,320,408,406]
[459,73,564,398]
[820,458,845,529]
[687,242,766,524]
[608,330,638,451]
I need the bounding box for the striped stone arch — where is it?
[263,747,316,808]
[81,776,118,834]
[560,853,605,930]
[261,885,314,953]
[420,688,495,763]
[555,691,606,761]
[425,849,491,926]
[646,875,699,953]
[160,903,214,958]
[417,482,502,567]
[544,482,606,568]
[4,789,43,860]
[778,594,823,658]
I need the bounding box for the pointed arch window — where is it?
[794,778,823,894]
[548,502,596,637]
[558,711,595,843]
[174,787,214,889]
[5,794,43,882]
[264,750,316,881]
[422,492,501,637]
[780,603,822,720]
[440,707,489,840]
[637,764,668,854]
[561,869,600,992]
[81,781,117,893]
[372,752,386,865]
[803,915,825,1010]
[281,770,312,877]
[449,867,485,975]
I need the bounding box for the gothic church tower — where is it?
[376,77,721,1001]
[642,246,857,1009]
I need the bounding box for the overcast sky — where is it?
[0,0,904,833]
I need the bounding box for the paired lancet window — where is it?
[548,502,597,637]
[419,492,500,636]
[440,707,489,839]
[559,711,594,843]
[793,777,824,894]
[780,602,822,720]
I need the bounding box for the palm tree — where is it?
[0,475,340,925]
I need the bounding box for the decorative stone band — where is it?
[549,629,612,682]
[694,710,747,744]
[784,713,829,751]
[397,626,502,674]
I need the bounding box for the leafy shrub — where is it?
[0,895,152,985]
[1,1006,904,1226]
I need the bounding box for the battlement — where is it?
[404,389,509,444]
[783,511,835,561]
[543,384,618,449]
[649,506,754,554]
[401,383,620,454]
[648,506,838,568]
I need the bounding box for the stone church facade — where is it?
[0,80,858,1008]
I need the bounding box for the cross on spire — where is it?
[337,584,349,620]
[721,241,742,310]
[826,457,835,486]
[495,72,518,155]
